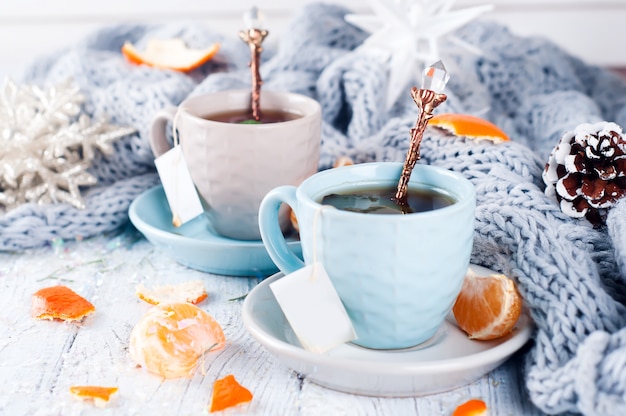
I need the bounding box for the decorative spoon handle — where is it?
[395,61,450,204]
[395,88,447,203]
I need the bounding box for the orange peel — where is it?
[129,302,226,378]
[209,374,253,413]
[136,280,208,305]
[333,156,355,168]
[452,399,488,416]
[429,113,510,143]
[32,286,95,322]
[122,38,220,72]
[69,386,118,408]
[452,269,522,340]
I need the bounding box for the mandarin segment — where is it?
[69,386,118,408]
[209,374,253,413]
[136,280,208,305]
[452,270,522,340]
[129,302,226,378]
[32,286,95,322]
[122,39,220,72]
[430,113,510,143]
[452,399,488,416]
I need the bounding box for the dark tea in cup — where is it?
[202,109,302,124]
[320,185,455,214]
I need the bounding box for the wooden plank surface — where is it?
[0,224,545,415]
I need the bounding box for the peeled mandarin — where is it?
[429,113,510,143]
[129,302,225,378]
[122,39,220,72]
[452,270,522,340]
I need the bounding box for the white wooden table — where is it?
[0,224,545,415]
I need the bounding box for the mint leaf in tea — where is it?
[203,109,301,124]
[321,186,455,214]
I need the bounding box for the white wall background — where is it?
[1,0,625,79]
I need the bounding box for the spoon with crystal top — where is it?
[395,60,449,205]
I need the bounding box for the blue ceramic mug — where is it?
[258,162,476,350]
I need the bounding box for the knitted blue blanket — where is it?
[4,3,626,414]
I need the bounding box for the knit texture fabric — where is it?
[4,3,626,414]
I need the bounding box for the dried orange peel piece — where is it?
[452,399,488,416]
[32,286,95,322]
[209,374,253,413]
[122,38,220,72]
[69,386,118,408]
[429,113,510,143]
[452,268,522,340]
[136,280,208,305]
[129,302,226,378]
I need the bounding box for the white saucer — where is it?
[242,265,533,397]
[128,185,302,277]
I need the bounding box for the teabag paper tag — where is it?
[270,263,356,353]
[154,146,203,227]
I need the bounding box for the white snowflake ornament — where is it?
[345,0,493,110]
[0,79,135,211]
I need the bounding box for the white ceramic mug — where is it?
[150,90,322,240]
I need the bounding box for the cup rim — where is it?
[176,89,321,128]
[296,162,476,220]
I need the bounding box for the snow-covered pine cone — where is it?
[543,121,626,225]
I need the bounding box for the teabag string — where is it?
[169,109,184,227]
[172,109,182,148]
[310,204,329,278]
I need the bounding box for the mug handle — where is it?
[259,186,305,274]
[149,107,178,157]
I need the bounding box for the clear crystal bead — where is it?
[422,60,450,93]
[243,6,265,29]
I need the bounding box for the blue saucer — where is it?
[128,185,301,276]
